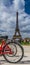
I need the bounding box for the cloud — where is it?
[0,0,30,39]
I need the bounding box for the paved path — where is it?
[0,46,30,65]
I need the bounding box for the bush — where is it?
[20,41,30,45]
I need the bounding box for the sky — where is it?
[0,0,30,39]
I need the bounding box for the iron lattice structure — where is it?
[13,12,22,42]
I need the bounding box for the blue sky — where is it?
[0,0,30,39]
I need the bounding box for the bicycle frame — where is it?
[0,39,13,55]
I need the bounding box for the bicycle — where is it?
[0,39,24,63]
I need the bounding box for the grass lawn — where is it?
[20,41,30,45]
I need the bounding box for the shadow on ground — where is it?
[0,56,30,64]
[0,60,30,64]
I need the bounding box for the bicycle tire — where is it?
[3,40,24,63]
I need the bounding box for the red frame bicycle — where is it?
[0,39,24,63]
[0,39,13,55]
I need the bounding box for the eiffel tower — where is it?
[13,12,22,41]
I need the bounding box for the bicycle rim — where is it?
[3,41,24,63]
